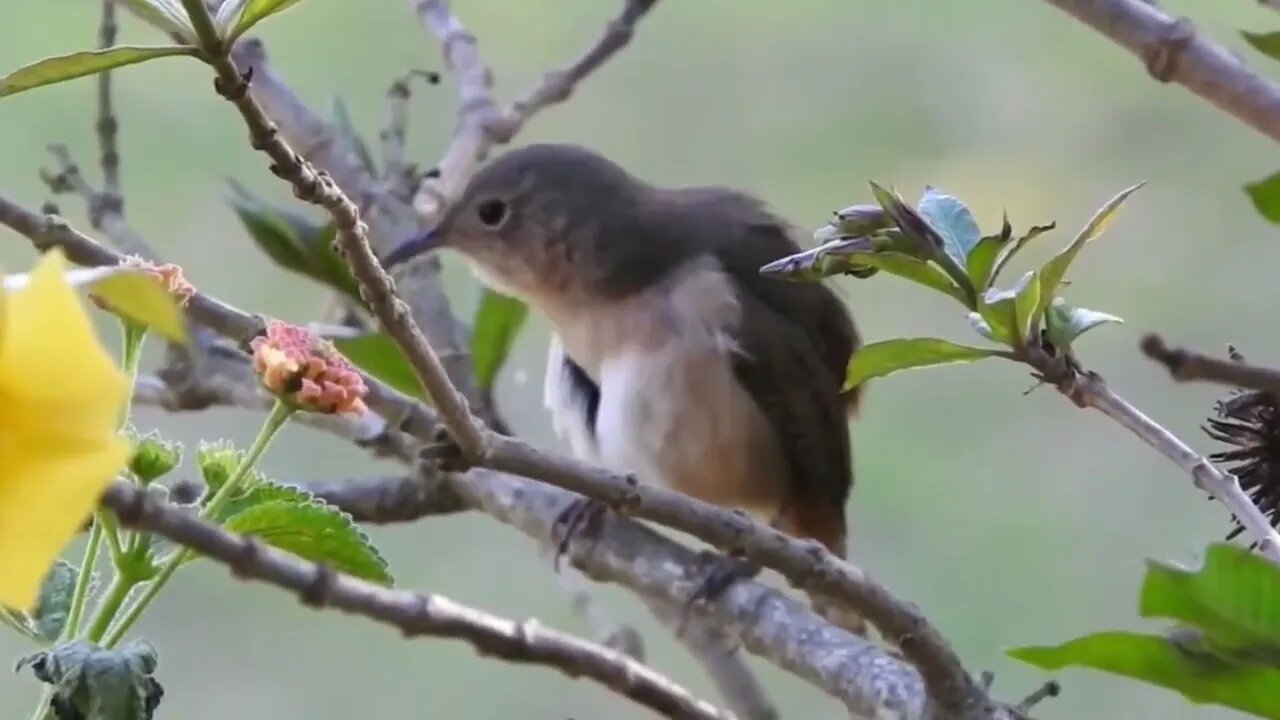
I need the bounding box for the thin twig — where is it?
[97,0,122,198]
[1026,348,1280,563]
[1141,333,1280,397]
[380,69,440,200]
[99,481,734,720]
[409,0,661,222]
[1039,0,1280,143]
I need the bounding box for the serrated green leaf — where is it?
[227,0,307,43]
[17,638,162,720]
[917,186,982,266]
[1245,170,1280,224]
[472,290,529,393]
[3,264,188,344]
[1140,543,1280,653]
[1031,183,1143,328]
[30,561,78,643]
[1043,298,1123,349]
[1009,631,1280,718]
[220,498,394,585]
[1243,31,1280,62]
[122,0,196,39]
[966,212,1012,290]
[226,183,362,304]
[0,45,195,99]
[844,337,1000,391]
[196,440,265,499]
[332,333,426,401]
[331,96,377,175]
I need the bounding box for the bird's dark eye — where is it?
[476,198,508,227]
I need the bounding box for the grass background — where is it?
[3,1,1280,718]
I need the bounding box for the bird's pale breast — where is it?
[542,256,790,520]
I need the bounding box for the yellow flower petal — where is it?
[0,249,131,610]
[0,435,129,610]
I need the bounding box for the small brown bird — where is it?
[384,143,863,624]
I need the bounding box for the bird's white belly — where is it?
[593,343,788,517]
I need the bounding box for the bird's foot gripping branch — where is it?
[764,182,1280,719]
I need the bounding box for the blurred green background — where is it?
[3,1,1279,718]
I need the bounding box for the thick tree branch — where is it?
[409,0,660,221]
[1026,348,1280,563]
[1141,333,1280,397]
[1039,0,1280,143]
[98,481,733,720]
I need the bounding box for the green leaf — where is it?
[227,0,307,42]
[1243,31,1280,62]
[127,430,183,485]
[1031,183,1143,329]
[0,45,195,99]
[761,235,970,305]
[1009,631,1280,718]
[30,561,78,643]
[226,183,363,304]
[989,221,1056,285]
[1139,543,1280,652]
[213,0,250,32]
[832,204,891,236]
[220,496,394,585]
[17,638,162,720]
[844,337,1000,391]
[471,290,529,393]
[122,0,196,39]
[196,440,265,499]
[869,182,976,304]
[3,264,188,344]
[1011,270,1042,343]
[1043,298,1123,349]
[1245,170,1280,224]
[966,212,1012,290]
[332,333,426,401]
[916,186,982,265]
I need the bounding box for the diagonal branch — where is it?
[1025,347,1280,563]
[98,480,734,720]
[1141,333,1280,397]
[409,0,661,221]
[1038,0,1280,143]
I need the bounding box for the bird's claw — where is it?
[678,551,761,634]
[419,424,470,474]
[550,496,610,572]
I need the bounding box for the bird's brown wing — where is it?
[728,286,854,554]
[669,187,862,414]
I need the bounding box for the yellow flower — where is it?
[0,250,131,611]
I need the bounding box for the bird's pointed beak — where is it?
[381,229,443,269]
